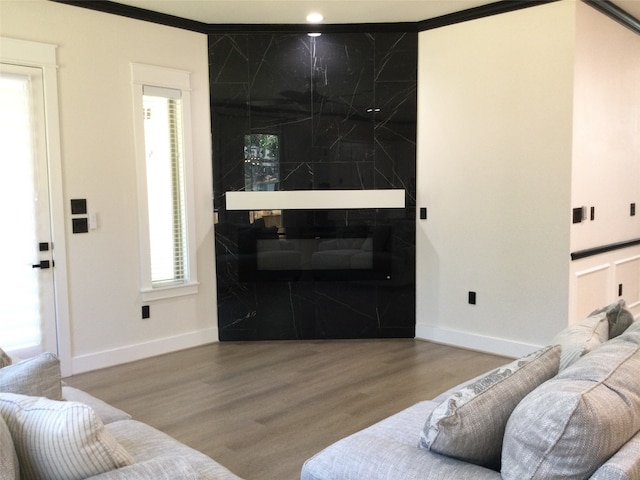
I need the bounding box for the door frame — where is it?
[1,37,71,376]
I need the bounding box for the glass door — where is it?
[0,63,58,358]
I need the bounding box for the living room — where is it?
[1,0,639,478]
[1,0,638,377]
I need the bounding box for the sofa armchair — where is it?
[0,349,242,480]
[302,300,640,480]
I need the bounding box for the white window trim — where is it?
[0,37,71,375]
[131,63,199,301]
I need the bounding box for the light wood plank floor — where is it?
[64,340,510,480]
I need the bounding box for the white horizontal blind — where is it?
[0,70,42,353]
[142,87,187,286]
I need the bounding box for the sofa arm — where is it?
[590,431,640,480]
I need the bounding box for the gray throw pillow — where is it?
[551,312,609,371]
[0,352,62,400]
[0,347,12,368]
[419,345,560,470]
[589,299,634,339]
[502,331,640,480]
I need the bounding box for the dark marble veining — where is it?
[209,31,417,341]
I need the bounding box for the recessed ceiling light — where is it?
[306,13,324,24]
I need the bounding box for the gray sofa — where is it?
[302,300,640,480]
[0,349,242,480]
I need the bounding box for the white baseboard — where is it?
[415,324,541,359]
[70,327,219,375]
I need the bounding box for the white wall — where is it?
[416,1,576,357]
[569,2,640,322]
[0,1,217,374]
[571,2,640,253]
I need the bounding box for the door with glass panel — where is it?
[0,63,58,358]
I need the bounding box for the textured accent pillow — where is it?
[551,312,608,371]
[0,352,62,400]
[0,393,134,480]
[502,332,640,480]
[0,413,19,480]
[418,345,560,470]
[0,347,12,368]
[589,299,635,339]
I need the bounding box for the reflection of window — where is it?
[244,134,279,191]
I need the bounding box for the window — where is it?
[131,63,198,300]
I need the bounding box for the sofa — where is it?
[0,349,242,480]
[302,299,640,480]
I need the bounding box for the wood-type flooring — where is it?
[64,339,511,480]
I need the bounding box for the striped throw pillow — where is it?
[0,393,134,480]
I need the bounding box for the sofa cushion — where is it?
[0,352,62,400]
[0,392,134,480]
[89,457,200,480]
[551,311,609,370]
[62,386,132,425]
[623,319,640,334]
[302,401,502,480]
[106,419,243,479]
[419,345,560,470]
[0,412,19,480]
[589,299,635,339]
[502,331,640,480]
[590,431,640,480]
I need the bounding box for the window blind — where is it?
[143,90,187,286]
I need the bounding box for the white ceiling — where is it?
[111,0,640,25]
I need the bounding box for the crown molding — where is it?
[50,0,639,36]
[583,0,640,34]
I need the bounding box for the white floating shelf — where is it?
[225,189,405,210]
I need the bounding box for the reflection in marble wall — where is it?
[209,31,417,340]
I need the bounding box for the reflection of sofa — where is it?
[311,238,374,270]
[0,349,242,479]
[302,300,640,480]
[256,238,301,270]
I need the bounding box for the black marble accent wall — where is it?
[209,31,417,341]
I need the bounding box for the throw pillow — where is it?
[0,347,12,368]
[0,413,19,480]
[0,393,134,480]
[0,352,62,400]
[551,312,609,371]
[589,299,635,339]
[501,332,640,480]
[418,345,560,470]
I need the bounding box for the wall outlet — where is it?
[631,203,636,216]
[142,305,150,319]
[468,291,476,305]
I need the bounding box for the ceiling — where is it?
[108,0,640,26]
